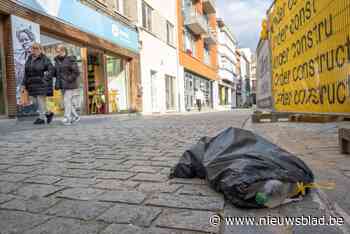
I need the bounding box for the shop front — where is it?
[184,70,213,111]
[0,0,141,118]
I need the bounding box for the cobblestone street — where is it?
[0,110,349,234]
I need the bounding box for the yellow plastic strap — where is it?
[295,182,336,196]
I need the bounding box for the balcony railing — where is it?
[203,28,217,45]
[184,8,208,35]
[202,0,216,14]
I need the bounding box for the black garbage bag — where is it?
[170,127,314,208]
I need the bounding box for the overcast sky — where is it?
[217,0,273,52]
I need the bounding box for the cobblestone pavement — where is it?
[0,110,349,234]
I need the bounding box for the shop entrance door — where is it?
[151,70,160,113]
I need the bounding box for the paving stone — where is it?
[147,228,205,234]
[24,175,62,185]
[46,200,111,220]
[6,166,38,173]
[15,184,64,198]
[137,183,182,193]
[60,169,96,178]
[93,180,139,190]
[0,181,22,193]
[146,194,224,211]
[57,188,105,201]
[100,224,143,234]
[0,193,16,204]
[98,190,146,204]
[24,217,105,234]
[96,171,135,180]
[54,178,96,187]
[96,164,132,172]
[123,160,153,166]
[130,166,162,173]
[170,178,207,185]
[0,164,12,170]
[179,185,221,197]
[97,204,161,227]
[0,210,49,234]
[156,210,219,233]
[0,173,29,182]
[1,197,59,213]
[132,173,168,182]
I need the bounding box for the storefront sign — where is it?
[16,0,139,52]
[256,39,273,109]
[11,15,41,115]
[269,0,350,114]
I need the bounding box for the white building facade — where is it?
[239,48,252,106]
[134,0,179,114]
[215,18,239,110]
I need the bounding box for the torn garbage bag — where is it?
[170,127,314,208]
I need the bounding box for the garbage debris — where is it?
[170,127,314,208]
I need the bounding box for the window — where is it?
[166,21,175,46]
[184,27,196,57]
[114,0,123,14]
[142,1,153,31]
[204,43,210,65]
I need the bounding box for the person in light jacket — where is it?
[21,42,54,124]
[54,44,80,125]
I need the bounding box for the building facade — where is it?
[177,0,218,112]
[239,48,252,107]
[135,0,179,114]
[215,18,238,110]
[250,53,257,105]
[0,0,142,118]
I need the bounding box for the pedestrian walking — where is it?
[54,44,80,126]
[195,88,204,112]
[21,42,54,125]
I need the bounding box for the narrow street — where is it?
[0,110,349,234]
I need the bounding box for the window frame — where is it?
[166,21,175,46]
[142,1,153,32]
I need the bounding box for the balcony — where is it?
[203,28,217,45]
[202,0,216,14]
[184,8,208,35]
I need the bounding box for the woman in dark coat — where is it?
[54,44,80,125]
[21,42,54,124]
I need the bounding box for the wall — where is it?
[138,0,179,113]
[177,0,218,81]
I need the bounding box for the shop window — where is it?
[40,34,85,115]
[142,1,153,31]
[106,56,128,113]
[166,21,175,46]
[165,75,176,110]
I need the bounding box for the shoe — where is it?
[71,116,80,124]
[33,118,45,125]
[46,112,54,124]
[62,118,72,126]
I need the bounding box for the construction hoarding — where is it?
[269,0,350,114]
